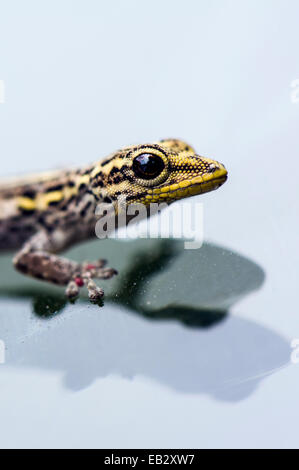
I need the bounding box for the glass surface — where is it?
[0,0,298,449]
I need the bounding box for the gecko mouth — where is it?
[167,175,227,200]
[144,167,228,202]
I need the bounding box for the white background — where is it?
[0,0,299,448]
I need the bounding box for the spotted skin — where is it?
[0,139,227,301]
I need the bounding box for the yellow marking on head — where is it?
[90,165,103,179]
[100,157,126,175]
[178,180,190,189]
[160,186,170,193]
[192,176,203,184]
[156,139,196,154]
[78,174,90,186]
[188,185,202,196]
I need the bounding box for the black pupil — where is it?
[132,153,165,180]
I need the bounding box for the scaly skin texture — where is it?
[0,139,227,301]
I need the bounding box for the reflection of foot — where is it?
[65,259,118,301]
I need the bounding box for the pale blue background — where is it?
[0,0,299,448]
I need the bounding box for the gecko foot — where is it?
[65,258,118,302]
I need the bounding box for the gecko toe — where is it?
[66,280,80,299]
[87,282,104,301]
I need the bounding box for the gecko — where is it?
[0,139,227,301]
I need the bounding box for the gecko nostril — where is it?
[208,163,219,173]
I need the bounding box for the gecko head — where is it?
[100,140,228,208]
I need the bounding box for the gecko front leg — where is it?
[13,229,118,301]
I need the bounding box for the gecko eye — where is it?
[132,153,165,180]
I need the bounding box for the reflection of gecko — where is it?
[0,139,227,301]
